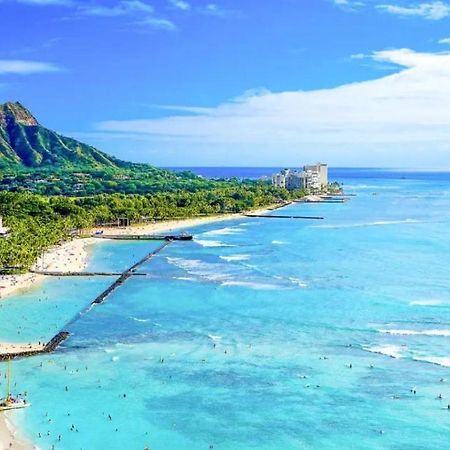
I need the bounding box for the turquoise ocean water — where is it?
[2,169,450,449]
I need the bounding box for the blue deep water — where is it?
[2,169,450,449]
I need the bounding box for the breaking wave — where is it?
[363,344,404,358]
[201,227,245,236]
[194,239,235,248]
[413,356,450,368]
[130,317,150,323]
[220,281,281,290]
[409,300,444,306]
[219,254,251,262]
[378,329,450,337]
[311,219,421,229]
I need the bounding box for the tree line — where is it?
[0,183,303,271]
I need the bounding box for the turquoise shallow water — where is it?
[3,171,450,449]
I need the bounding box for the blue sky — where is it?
[1,0,450,167]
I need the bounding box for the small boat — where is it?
[0,360,30,411]
[0,395,30,411]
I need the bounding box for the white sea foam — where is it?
[130,317,149,323]
[194,239,234,248]
[111,356,120,362]
[167,257,229,282]
[219,254,251,262]
[272,240,289,245]
[175,276,198,282]
[363,344,404,358]
[167,257,288,290]
[221,281,280,290]
[347,184,398,190]
[413,356,450,367]
[202,227,245,236]
[311,219,421,229]
[379,329,450,337]
[208,334,222,341]
[409,300,444,306]
[288,277,307,288]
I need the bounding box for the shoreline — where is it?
[0,203,285,447]
[0,413,36,450]
[0,205,285,301]
[88,207,272,237]
[0,238,96,300]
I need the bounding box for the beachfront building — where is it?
[272,170,288,189]
[272,163,328,193]
[0,216,10,238]
[272,169,305,190]
[304,163,328,192]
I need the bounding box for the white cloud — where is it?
[79,1,154,17]
[0,60,62,75]
[333,0,365,8]
[15,0,72,5]
[201,3,226,16]
[94,49,450,167]
[377,1,450,20]
[6,0,176,31]
[138,17,177,30]
[168,0,190,11]
[76,1,177,31]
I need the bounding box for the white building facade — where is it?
[272,163,328,193]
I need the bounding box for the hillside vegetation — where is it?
[0,101,304,271]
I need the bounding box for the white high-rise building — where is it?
[272,163,328,193]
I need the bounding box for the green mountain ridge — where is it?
[0,101,129,169]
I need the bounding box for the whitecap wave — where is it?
[221,281,280,290]
[379,329,450,337]
[219,254,251,262]
[167,257,229,282]
[272,240,289,245]
[409,300,444,306]
[288,277,307,288]
[347,184,398,190]
[167,256,291,290]
[413,356,450,367]
[175,276,199,282]
[363,344,404,358]
[208,334,222,341]
[130,317,149,323]
[194,239,234,248]
[311,219,421,229]
[202,227,245,236]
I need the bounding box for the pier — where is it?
[30,270,147,277]
[93,233,193,241]
[88,240,172,306]
[245,214,324,220]
[0,332,69,361]
[0,240,174,361]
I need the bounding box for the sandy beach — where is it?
[0,238,96,300]
[0,205,281,448]
[88,205,284,237]
[0,414,35,450]
[0,206,283,301]
[0,343,45,356]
